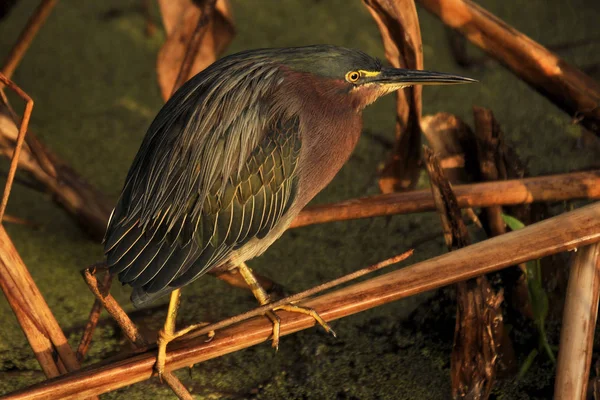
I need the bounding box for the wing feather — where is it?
[104,68,302,306]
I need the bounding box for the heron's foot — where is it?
[264,310,281,350]
[276,304,336,337]
[154,322,214,379]
[264,303,335,349]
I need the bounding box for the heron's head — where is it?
[265,45,475,110]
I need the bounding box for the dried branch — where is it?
[424,146,502,399]
[1,0,58,80]
[0,225,82,377]
[157,0,235,101]
[76,272,112,362]
[417,0,600,136]
[0,73,33,221]
[290,170,600,228]
[555,243,600,399]
[363,0,424,192]
[8,202,600,400]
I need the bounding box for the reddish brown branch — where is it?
[1,0,58,80]
[0,226,81,378]
[290,170,600,228]
[363,0,424,192]
[417,0,600,135]
[76,271,112,362]
[0,73,33,222]
[555,243,600,399]
[7,202,600,400]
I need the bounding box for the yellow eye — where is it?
[346,71,360,83]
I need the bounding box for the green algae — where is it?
[0,0,599,398]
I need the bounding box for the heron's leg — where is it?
[155,288,181,378]
[237,262,282,349]
[154,290,214,377]
[237,262,336,349]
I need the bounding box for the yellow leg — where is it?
[237,262,336,348]
[155,288,181,379]
[155,289,213,379]
[237,262,282,349]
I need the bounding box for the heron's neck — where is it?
[277,71,363,208]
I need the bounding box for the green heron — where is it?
[104,45,474,376]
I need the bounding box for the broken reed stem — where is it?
[417,0,600,135]
[82,265,147,347]
[554,243,600,400]
[170,0,217,96]
[290,170,600,228]
[1,0,58,80]
[0,73,33,222]
[77,272,112,362]
[178,250,413,340]
[0,226,83,377]
[8,202,600,400]
[424,146,501,399]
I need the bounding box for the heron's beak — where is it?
[375,67,476,87]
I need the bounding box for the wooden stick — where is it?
[554,243,600,399]
[0,73,33,222]
[289,170,600,228]
[76,272,112,362]
[82,266,146,347]
[0,226,81,377]
[1,0,58,80]
[417,0,600,135]
[363,0,424,192]
[8,202,600,400]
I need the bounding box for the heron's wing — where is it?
[104,103,301,307]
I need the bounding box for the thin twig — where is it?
[7,202,600,400]
[82,265,147,347]
[0,73,33,223]
[77,272,112,362]
[1,0,58,80]
[1,213,40,228]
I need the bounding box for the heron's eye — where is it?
[346,71,360,83]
